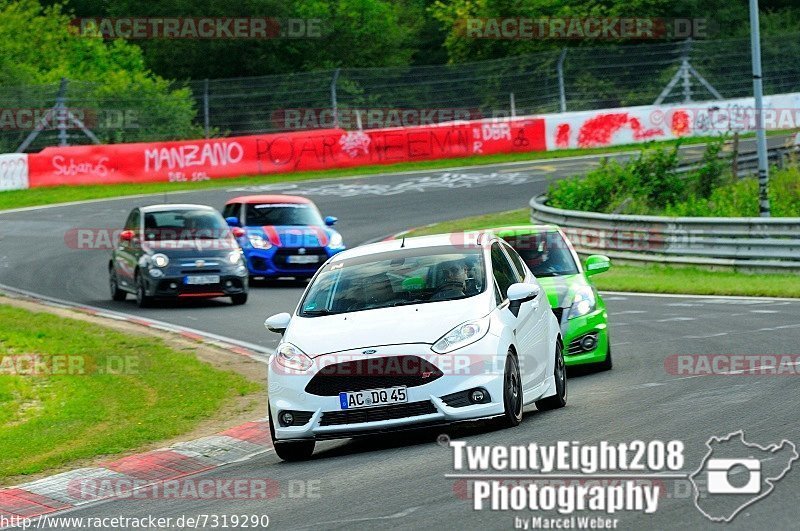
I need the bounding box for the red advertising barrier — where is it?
[27,118,545,188]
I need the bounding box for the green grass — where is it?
[399,209,800,298]
[593,265,800,298]
[0,134,732,211]
[402,209,529,237]
[0,305,260,481]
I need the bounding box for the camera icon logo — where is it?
[706,458,761,494]
[690,431,797,522]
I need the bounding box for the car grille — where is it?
[319,400,437,426]
[304,356,444,396]
[568,332,599,355]
[181,269,222,274]
[273,248,328,270]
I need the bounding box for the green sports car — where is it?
[494,225,612,370]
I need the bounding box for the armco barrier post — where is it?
[557,48,567,113]
[203,78,210,139]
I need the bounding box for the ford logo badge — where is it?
[362,349,377,355]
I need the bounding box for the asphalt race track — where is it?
[1,137,799,530]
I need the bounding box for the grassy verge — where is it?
[0,304,260,480]
[591,265,800,298]
[399,209,800,298]
[0,134,735,211]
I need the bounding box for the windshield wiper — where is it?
[392,299,426,307]
[302,309,336,316]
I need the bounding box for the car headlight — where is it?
[432,317,490,354]
[328,232,344,249]
[275,342,313,372]
[248,234,272,249]
[568,286,596,319]
[227,251,243,264]
[152,254,169,268]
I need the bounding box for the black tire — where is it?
[109,268,127,301]
[536,340,567,411]
[269,407,315,461]
[230,293,248,305]
[497,352,523,428]
[135,272,152,308]
[596,345,613,371]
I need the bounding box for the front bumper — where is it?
[560,308,609,366]
[268,341,507,441]
[142,272,248,299]
[244,246,342,278]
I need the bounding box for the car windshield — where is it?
[244,203,323,226]
[502,232,579,277]
[143,209,230,241]
[299,246,486,316]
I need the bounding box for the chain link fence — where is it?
[3,33,800,152]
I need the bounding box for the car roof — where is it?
[226,194,313,205]
[491,224,561,234]
[331,233,494,262]
[140,204,217,213]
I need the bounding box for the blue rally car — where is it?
[222,195,345,279]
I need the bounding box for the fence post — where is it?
[16,78,69,152]
[510,93,516,118]
[557,48,568,112]
[681,38,693,103]
[57,78,68,146]
[203,78,210,139]
[331,68,341,128]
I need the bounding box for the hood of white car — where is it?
[284,296,491,357]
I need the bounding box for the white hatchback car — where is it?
[264,233,566,460]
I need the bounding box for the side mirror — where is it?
[225,216,240,227]
[265,312,291,334]
[507,283,539,317]
[119,230,135,242]
[324,216,338,227]
[584,255,611,276]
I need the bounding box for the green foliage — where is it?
[548,142,684,213]
[0,0,200,148]
[547,139,800,217]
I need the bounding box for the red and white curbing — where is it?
[0,421,273,520]
[0,284,275,521]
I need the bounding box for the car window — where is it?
[490,243,517,301]
[503,231,579,277]
[244,203,323,226]
[124,210,140,231]
[142,209,229,241]
[222,203,240,221]
[501,242,528,280]
[299,246,486,316]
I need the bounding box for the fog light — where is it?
[470,389,486,403]
[149,268,164,278]
[280,411,294,426]
[169,283,177,289]
[225,280,233,287]
[580,334,597,351]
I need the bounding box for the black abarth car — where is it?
[109,204,249,307]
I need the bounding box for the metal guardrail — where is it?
[530,144,800,271]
